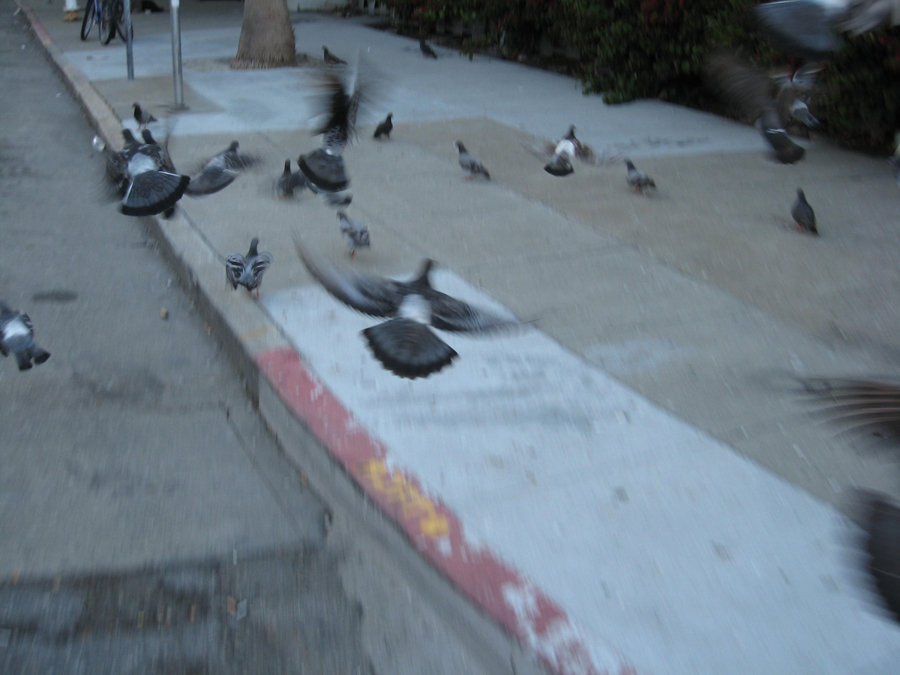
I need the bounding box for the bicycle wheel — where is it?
[113,0,132,42]
[79,0,95,41]
[100,0,116,44]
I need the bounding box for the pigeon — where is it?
[294,241,528,379]
[456,141,490,180]
[275,159,308,198]
[0,302,50,371]
[94,130,137,199]
[420,39,438,58]
[323,46,346,65]
[625,159,657,194]
[337,211,371,259]
[801,377,900,623]
[704,51,806,164]
[543,139,575,177]
[562,125,602,165]
[225,237,274,297]
[752,0,842,60]
[185,141,258,197]
[373,112,393,140]
[298,56,380,206]
[133,102,157,129]
[771,62,823,133]
[108,129,190,216]
[791,188,818,234]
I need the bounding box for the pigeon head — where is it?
[797,188,806,201]
[565,125,576,139]
[282,159,292,173]
[248,237,260,256]
[141,129,156,144]
[122,129,138,145]
[624,159,636,170]
[455,141,467,153]
[228,141,239,152]
[412,259,436,287]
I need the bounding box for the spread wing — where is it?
[427,290,525,334]
[294,238,405,317]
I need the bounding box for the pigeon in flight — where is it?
[133,102,157,129]
[275,159,308,198]
[1,302,50,371]
[298,56,380,206]
[522,126,617,175]
[337,211,371,259]
[456,141,490,180]
[294,241,528,379]
[791,188,818,234]
[625,159,656,194]
[102,128,190,216]
[704,51,807,164]
[185,141,258,197]
[770,62,822,133]
[373,112,393,140]
[420,39,438,58]
[543,138,575,177]
[225,237,273,297]
[323,46,346,66]
[801,376,900,624]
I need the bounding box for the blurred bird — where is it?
[133,102,157,129]
[420,39,438,58]
[625,159,656,194]
[373,112,393,140]
[185,141,258,197]
[801,377,900,624]
[791,188,818,234]
[338,211,371,259]
[0,302,50,371]
[298,55,381,206]
[275,159,308,198]
[522,125,616,175]
[704,51,807,164]
[543,138,575,177]
[323,45,346,65]
[771,62,822,134]
[294,240,529,379]
[105,128,190,216]
[456,141,490,180]
[225,237,273,297]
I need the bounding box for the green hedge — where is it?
[380,0,900,153]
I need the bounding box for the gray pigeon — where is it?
[0,302,50,371]
[294,241,528,379]
[704,51,806,164]
[225,237,274,297]
[791,188,818,234]
[185,141,258,197]
[275,159,308,198]
[298,56,380,207]
[456,141,490,180]
[420,39,438,58]
[625,159,656,194]
[337,211,370,259]
[373,112,393,140]
[113,129,190,216]
[323,46,346,65]
[801,377,900,624]
[771,62,822,133]
[133,102,157,129]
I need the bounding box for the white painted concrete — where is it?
[264,272,900,675]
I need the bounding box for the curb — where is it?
[16,6,634,674]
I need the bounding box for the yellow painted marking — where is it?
[360,459,449,540]
[238,325,272,342]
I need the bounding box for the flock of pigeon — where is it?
[3,35,899,633]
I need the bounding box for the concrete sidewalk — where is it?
[18,0,900,673]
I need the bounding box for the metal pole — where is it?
[124,0,133,80]
[170,0,185,110]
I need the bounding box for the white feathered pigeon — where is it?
[0,302,50,371]
[225,237,274,297]
[294,240,529,379]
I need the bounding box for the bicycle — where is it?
[80,0,128,45]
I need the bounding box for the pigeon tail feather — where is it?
[362,318,457,379]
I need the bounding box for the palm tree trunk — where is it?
[231,0,297,69]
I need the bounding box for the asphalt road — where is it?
[0,6,538,674]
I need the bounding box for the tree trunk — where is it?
[231,0,297,69]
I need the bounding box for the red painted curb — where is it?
[258,346,632,675]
